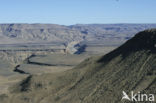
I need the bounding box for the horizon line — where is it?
[0,23,156,26]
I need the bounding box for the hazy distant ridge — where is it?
[0,24,156,44]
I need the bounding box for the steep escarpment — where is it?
[1,29,156,103]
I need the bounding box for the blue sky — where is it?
[0,0,156,25]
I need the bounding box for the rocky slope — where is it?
[0,29,156,103]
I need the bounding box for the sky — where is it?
[0,0,156,25]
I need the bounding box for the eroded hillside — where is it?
[0,24,156,44]
[1,29,155,103]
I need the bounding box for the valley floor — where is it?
[0,44,117,96]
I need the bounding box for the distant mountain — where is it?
[0,24,156,45]
[0,24,83,44]
[2,29,156,103]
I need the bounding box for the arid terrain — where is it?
[0,24,155,103]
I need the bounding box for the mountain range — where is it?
[0,24,156,45]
